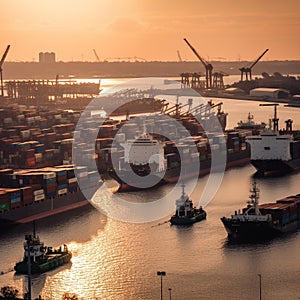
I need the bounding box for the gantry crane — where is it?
[0,45,10,97]
[240,49,269,81]
[212,71,228,89]
[183,38,213,89]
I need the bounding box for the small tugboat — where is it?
[221,181,300,241]
[170,184,206,225]
[14,224,72,274]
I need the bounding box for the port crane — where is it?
[177,50,182,62]
[93,49,101,62]
[240,49,269,81]
[0,45,10,97]
[212,71,228,89]
[184,38,213,89]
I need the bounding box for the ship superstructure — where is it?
[246,104,300,174]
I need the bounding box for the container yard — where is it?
[0,97,255,222]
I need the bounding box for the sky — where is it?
[1,0,300,62]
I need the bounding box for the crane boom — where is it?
[239,48,269,81]
[177,50,182,62]
[93,49,100,62]
[0,45,10,70]
[0,45,10,97]
[183,38,208,68]
[183,38,213,89]
[249,49,269,69]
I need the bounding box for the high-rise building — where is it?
[39,52,56,63]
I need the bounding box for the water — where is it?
[1,79,300,299]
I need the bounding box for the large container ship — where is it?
[108,133,250,191]
[0,106,98,226]
[246,105,300,174]
[106,102,253,192]
[221,182,300,241]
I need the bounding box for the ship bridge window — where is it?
[264,146,270,150]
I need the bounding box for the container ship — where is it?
[0,105,107,226]
[246,104,300,174]
[0,165,102,225]
[221,182,300,241]
[106,102,253,192]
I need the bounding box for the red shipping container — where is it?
[26,157,36,167]
[20,186,34,205]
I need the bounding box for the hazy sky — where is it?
[1,0,300,62]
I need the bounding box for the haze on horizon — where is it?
[1,0,300,62]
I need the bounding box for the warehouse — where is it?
[250,88,290,99]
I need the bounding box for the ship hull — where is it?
[250,158,300,174]
[108,170,165,192]
[164,149,250,183]
[170,211,206,225]
[0,190,91,225]
[221,217,298,241]
[14,252,72,274]
[221,217,277,241]
[109,148,250,191]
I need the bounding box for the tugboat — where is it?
[170,184,206,225]
[221,181,300,241]
[14,224,72,274]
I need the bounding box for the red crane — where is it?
[239,49,269,81]
[183,38,213,89]
[0,45,10,97]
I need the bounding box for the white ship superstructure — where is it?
[246,131,292,161]
[121,135,165,172]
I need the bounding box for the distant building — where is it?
[250,88,290,99]
[225,87,246,95]
[39,52,56,63]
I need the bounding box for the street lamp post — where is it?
[157,271,166,300]
[258,274,262,300]
[168,288,172,300]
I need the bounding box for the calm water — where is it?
[1,79,300,299]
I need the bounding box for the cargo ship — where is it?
[106,100,254,191]
[0,165,102,225]
[246,105,300,175]
[108,129,251,191]
[221,182,300,241]
[14,225,72,274]
[246,130,300,174]
[109,132,166,190]
[170,184,206,225]
[0,105,109,226]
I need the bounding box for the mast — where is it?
[181,183,186,197]
[248,181,260,215]
[26,236,32,300]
